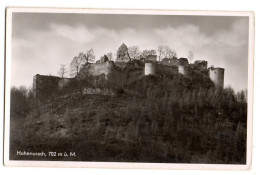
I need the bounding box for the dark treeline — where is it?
[10,86,35,118]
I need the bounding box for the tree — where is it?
[187,51,194,63]
[236,89,247,103]
[57,64,68,78]
[70,55,83,76]
[83,48,95,63]
[99,54,109,63]
[78,52,86,62]
[157,45,177,61]
[165,46,177,58]
[141,49,157,58]
[128,46,141,60]
[106,52,113,61]
[10,86,30,117]
[157,45,164,62]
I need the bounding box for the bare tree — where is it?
[165,46,177,58]
[70,55,83,77]
[106,52,113,61]
[11,86,30,116]
[157,45,164,62]
[236,89,248,103]
[128,46,141,60]
[57,64,68,78]
[83,48,95,63]
[157,45,177,61]
[187,51,194,63]
[78,52,86,62]
[141,49,157,58]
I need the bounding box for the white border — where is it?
[4,7,255,170]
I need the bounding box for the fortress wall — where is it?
[58,78,72,89]
[161,58,178,67]
[115,62,127,68]
[178,65,189,76]
[156,64,178,74]
[178,58,189,66]
[145,55,157,62]
[209,67,225,88]
[144,62,156,75]
[194,60,208,70]
[33,74,61,102]
[82,87,115,96]
[90,61,115,76]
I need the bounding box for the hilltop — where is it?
[10,59,247,163]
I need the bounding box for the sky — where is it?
[11,12,249,92]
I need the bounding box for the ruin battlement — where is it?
[33,74,73,102]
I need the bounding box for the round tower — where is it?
[105,61,115,79]
[209,67,225,88]
[144,62,156,75]
[105,61,115,73]
[178,65,188,76]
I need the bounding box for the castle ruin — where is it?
[33,43,225,101]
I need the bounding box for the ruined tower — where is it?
[209,67,225,88]
[177,57,189,76]
[177,58,189,66]
[116,43,130,62]
[145,62,156,75]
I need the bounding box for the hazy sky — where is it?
[11,13,249,91]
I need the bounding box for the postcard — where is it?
[4,8,254,170]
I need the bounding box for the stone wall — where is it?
[33,74,75,102]
[82,87,115,96]
[161,58,178,66]
[58,78,72,89]
[114,62,127,69]
[77,61,115,79]
[178,58,189,66]
[145,55,157,62]
[161,57,189,67]
[33,74,62,102]
[194,60,208,70]
[90,61,114,76]
[156,64,178,75]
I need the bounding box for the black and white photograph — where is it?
[4,8,254,169]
